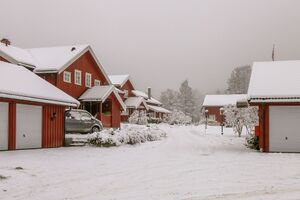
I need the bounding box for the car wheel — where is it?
[92,126,100,133]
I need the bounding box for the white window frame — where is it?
[85,73,92,88]
[63,71,71,83]
[74,70,82,86]
[94,79,100,86]
[124,90,129,98]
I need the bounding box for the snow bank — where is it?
[87,124,167,147]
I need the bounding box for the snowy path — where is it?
[1,125,300,200]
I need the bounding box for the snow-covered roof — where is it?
[28,44,88,72]
[0,61,79,107]
[146,97,162,106]
[248,61,300,102]
[203,94,247,107]
[132,90,149,99]
[29,45,111,82]
[0,43,36,68]
[148,105,171,114]
[79,85,126,111]
[108,75,130,87]
[0,43,111,84]
[124,97,149,110]
[131,89,162,105]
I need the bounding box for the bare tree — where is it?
[227,65,251,94]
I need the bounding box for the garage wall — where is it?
[0,98,66,150]
[42,105,65,148]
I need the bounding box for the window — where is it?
[63,71,71,83]
[74,70,82,85]
[102,100,112,115]
[124,90,128,98]
[94,79,101,86]
[208,114,216,121]
[85,73,92,88]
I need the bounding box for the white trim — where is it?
[94,79,100,86]
[0,93,79,107]
[63,71,71,83]
[85,73,92,88]
[74,70,82,86]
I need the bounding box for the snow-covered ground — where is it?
[1,125,300,200]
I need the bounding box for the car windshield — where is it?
[81,112,92,120]
[66,111,81,120]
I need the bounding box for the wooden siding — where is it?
[121,80,135,98]
[0,56,9,63]
[204,106,223,123]
[56,51,109,99]
[0,98,66,150]
[110,93,121,128]
[39,73,58,86]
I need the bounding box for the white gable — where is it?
[0,61,79,106]
[203,94,247,107]
[248,61,300,102]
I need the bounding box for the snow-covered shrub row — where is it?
[166,110,192,125]
[87,124,167,147]
[128,110,148,125]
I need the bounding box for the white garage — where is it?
[269,106,300,152]
[0,102,8,150]
[16,104,42,149]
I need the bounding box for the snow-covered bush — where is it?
[128,110,148,125]
[245,134,259,150]
[224,105,258,137]
[87,125,167,147]
[167,110,192,125]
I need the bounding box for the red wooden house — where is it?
[0,61,79,150]
[109,75,149,121]
[0,42,125,128]
[202,94,247,124]
[248,61,300,152]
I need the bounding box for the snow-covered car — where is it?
[65,109,103,134]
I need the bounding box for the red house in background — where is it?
[109,75,148,121]
[202,94,247,124]
[0,41,125,128]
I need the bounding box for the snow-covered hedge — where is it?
[166,110,192,125]
[87,124,167,147]
[128,110,148,125]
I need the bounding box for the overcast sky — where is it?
[1,0,300,97]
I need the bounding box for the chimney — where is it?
[148,87,151,99]
[1,38,11,46]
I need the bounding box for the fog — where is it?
[1,0,300,96]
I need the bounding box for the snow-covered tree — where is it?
[227,65,251,94]
[167,110,192,125]
[160,89,179,111]
[223,105,258,137]
[160,80,202,122]
[178,80,194,116]
[128,110,148,125]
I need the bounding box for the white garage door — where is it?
[0,102,8,150]
[16,104,42,149]
[269,106,300,152]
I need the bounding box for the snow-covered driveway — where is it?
[1,125,300,200]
